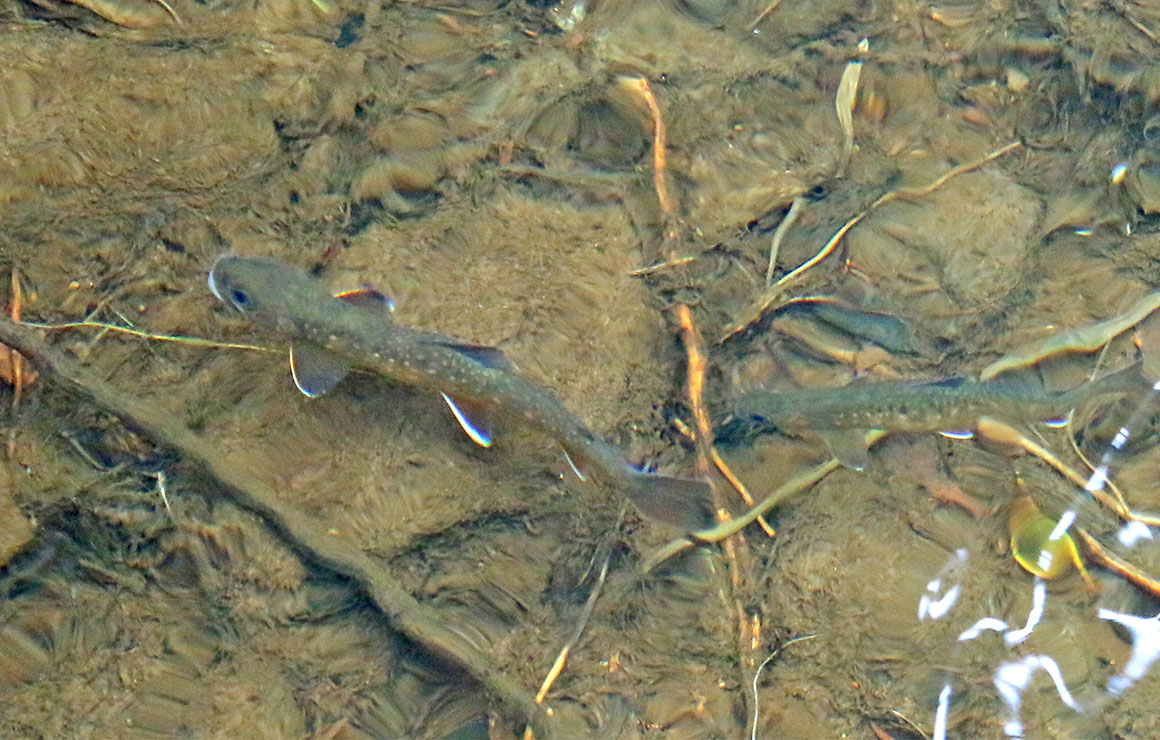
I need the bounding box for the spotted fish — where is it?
[727,365,1147,469]
[209,255,714,531]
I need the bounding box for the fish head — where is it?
[208,254,329,335]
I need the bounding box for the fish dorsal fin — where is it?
[820,429,873,470]
[290,341,352,397]
[424,339,513,371]
[335,287,396,315]
[440,392,496,447]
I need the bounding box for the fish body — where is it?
[209,255,713,531]
[733,369,1143,434]
[728,367,1146,468]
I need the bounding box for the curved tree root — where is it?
[0,317,548,738]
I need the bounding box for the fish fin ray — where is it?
[422,339,513,371]
[441,392,495,447]
[290,341,351,397]
[623,470,715,532]
[335,286,395,315]
[939,429,976,439]
[562,450,587,481]
[820,429,873,470]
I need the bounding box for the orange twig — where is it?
[9,269,25,410]
[676,305,773,536]
[1077,528,1160,599]
[634,79,676,217]
[621,76,680,248]
[676,301,763,726]
[676,305,712,475]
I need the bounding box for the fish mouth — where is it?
[206,253,235,306]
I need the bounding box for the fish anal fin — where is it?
[441,392,497,448]
[290,341,352,397]
[820,429,873,470]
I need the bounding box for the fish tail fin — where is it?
[1061,361,1151,409]
[622,470,716,532]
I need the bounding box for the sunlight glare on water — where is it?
[922,381,1160,739]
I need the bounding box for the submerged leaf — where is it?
[981,291,1160,380]
[1007,496,1083,580]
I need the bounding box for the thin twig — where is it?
[678,306,774,536]
[710,445,773,535]
[1077,527,1160,598]
[628,255,696,276]
[722,141,1022,342]
[643,430,887,572]
[7,269,28,458]
[531,544,612,705]
[748,0,783,30]
[9,270,26,411]
[749,634,816,740]
[20,319,276,353]
[766,197,804,285]
[621,76,679,246]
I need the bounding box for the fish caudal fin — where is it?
[622,470,716,532]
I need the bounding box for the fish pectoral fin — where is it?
[290,341,352,397]
[820,429,874,470]
[441,393,496,448]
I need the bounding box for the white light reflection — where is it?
[937,579,1082,739]
[956,579,1046,646]
[921,549,970,740]
[1097,609,1160,696]
[1118,520,1154,548]
[1004,579,1046,645]
[1084,465,1110,493]
[1048,509,1075,541]
[926,372,1160,739]
[932,683,951,740]
[919,584,960,622]
[995,655,1083,738]
[919,549,968,622]
[957,616,1008,641]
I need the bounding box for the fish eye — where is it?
[231,289,250,307]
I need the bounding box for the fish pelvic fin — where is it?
[622,470,716,532]
[819,429,872,470]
